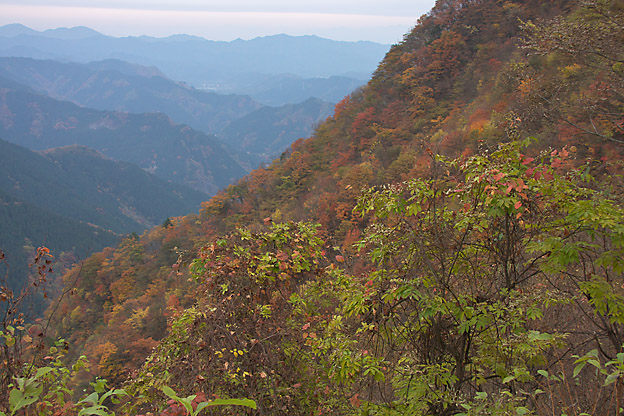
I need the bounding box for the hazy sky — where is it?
[0,0,437,44]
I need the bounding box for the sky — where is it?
[0,0,437,44]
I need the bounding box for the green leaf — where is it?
[528,331,553,341]
[161,386,194,414]
[604,372,620,386]
[537,370,549,378]
[196,398,257,411]
[77,405,111,416]
[573,362,586,378]
[9,384,42,413]
[161,386,179,401]
[8,389,23,410]
[99,388,127,405]
[503,375,515,383]
[78,392,99,406]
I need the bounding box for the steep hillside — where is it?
[0,77,247,194]
[39,145,209,230]
[0,139,207,233]
[0,188,120,297]
[7,0,624,415]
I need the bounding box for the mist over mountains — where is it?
[0,24,388,105]
[0,57,263,134]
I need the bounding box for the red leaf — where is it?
[349,394,361,408]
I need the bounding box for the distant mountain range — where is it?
[0,57,262,134]
[209,73,367,107]
[220,97,334,165]
[0,24,385,105]
[0,57,337,167]
[0,75,246,194]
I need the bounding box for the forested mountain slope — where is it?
[0,188,120,298]
[5,0,624,415]
[0,139,207,234]
[0,138,207,300]
[0,77,246,194]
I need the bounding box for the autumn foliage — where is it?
[3,0,624,415]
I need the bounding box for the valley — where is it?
[0,27,378,321]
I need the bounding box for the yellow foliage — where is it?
[91,341,118,373]
[124,307,150,330]
[69,305,82,324]
[561,63,582,78]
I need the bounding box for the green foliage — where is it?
[1,337,253,416]
[128,221,329,415]
[1,339,124,416]
[161,386,256,415]
[292,139,624,414]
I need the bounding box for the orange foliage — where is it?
[333,96,351,119]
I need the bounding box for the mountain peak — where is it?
[42,26,104,39]
[0,23,38,37]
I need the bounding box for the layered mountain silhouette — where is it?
[0,75,246,194]
[0,25,386,104]
[0,57,339,169]
[0,57,262,134]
